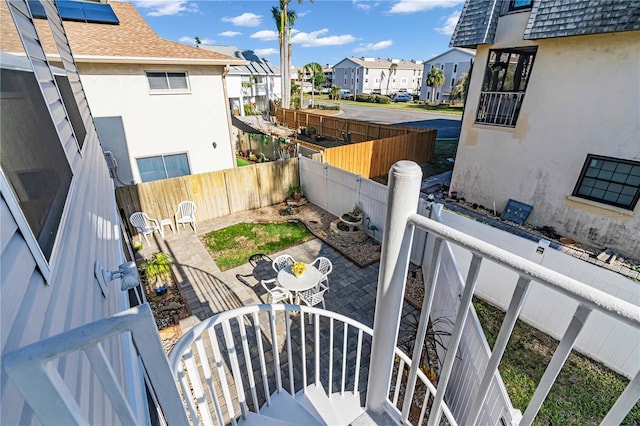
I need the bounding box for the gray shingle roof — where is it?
[451,0,640,48]
[449,0,502,48]
[524,0,640,40]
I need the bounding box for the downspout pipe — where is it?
[366,161,422,412]
[221,65,236,168]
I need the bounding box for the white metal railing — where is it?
[364,161,640,426]
[3,304,187,425]
[475,91,525,127]
[168,304,457,425]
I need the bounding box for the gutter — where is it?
[44,53,248,66]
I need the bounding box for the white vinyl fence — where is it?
[299,155,640,379]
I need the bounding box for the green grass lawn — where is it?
[202,222,313,270]
[307,95,463,115]
[473,297,640,425]
[236,157,252,167]
[421,138,458,178]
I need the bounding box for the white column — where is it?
[366,161,422,412]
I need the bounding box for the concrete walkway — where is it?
[135,210,419,336]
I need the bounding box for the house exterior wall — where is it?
[78,63,235,184]
[333,58,422,95]
[1,1,138,423]
[419,49,475,101]
[450,11,640,256]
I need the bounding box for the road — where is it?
[336,104,462,139]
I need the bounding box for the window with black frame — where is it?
[573,155,640,210]
[1,67,73,260]
[475,47,537,127]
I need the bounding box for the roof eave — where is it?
[66,54,248,66]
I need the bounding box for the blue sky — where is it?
[129,0,464,67]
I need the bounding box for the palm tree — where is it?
[303,62,323,106]
[272,0,313,109]
[385,62,398,95]
[426,66,445,103]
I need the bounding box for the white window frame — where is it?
[136,152,191,182]
[146,71,190,94]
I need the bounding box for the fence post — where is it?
[366,160,421,412]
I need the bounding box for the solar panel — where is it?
[28,1,119,25]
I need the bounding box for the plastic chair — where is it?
[272,254,295,273]
[261,279,293,304]
[299,286,329,322]
[310,256,333,291]
[129,212,162,247]
[175,201,197,233]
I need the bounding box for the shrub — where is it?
[356,93,373,103]
[376,95,392,104]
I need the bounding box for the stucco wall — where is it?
[78,63,235,183]
[451,12,640,256]
[419,49,474,101]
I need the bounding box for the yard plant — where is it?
[202,221,313,270]
[473,297,639,425]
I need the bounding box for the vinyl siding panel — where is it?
[1,1,133,423]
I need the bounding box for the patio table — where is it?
[277,263,323,304]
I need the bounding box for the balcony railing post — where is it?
[366,160,422,412]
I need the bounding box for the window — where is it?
[476,47,537,127]
[573,155,640,210]
[55,74,86,149]
[365,68,369,75]
[1,67,73,260]
[451,78,455,87]
[440,64,444,70]
[454,64,458,73]
[146,72,189,92]
[507,0,533,12]
[137,153,190,182]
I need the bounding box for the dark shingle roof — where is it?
[524,0,640,39]
[449,0,502,48]
[450,0,640,48]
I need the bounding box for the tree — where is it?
[329,85,341,101]
[449,72,469,103]
[303,62,323,106]
[426,66,445,103]
[194,36,201,48]
[272,0,313,109]
[385,62,398,95]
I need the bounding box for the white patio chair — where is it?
[272,254,295,273]
[299,286,329,322]
[129,212,162,247]
[261,279,293,304]
[310,256,332,291]
[175,201,197,234]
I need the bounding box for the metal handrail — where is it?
[168,304,457,425]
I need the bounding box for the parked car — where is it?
[392,93,412,102]
[338,89,353,100]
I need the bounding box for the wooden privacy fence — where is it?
[275,107,436,178]
[116,158,299,231]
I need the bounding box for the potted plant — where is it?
[289,183,304,201]
[305,126,317,141]
[141,252,173,295]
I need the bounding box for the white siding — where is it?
[1,1,134,423]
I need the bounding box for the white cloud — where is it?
[389,0,464,14]
[250,30,279,41]
[291,29,356,47]
[219,31,241,37]
[255,48,278,56]
[221,12,262,27]
[179,36,215,46]
[354,39,393,53]
[133,0,198,17]
[353,0,371,11]
[435,10,460,35]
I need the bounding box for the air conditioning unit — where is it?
[104,151,117,177]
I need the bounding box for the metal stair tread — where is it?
[258,390,323,425]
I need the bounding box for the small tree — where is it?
[426,66,445,103]
[385,62,398,95]
[449,72,469,103]
[194,36,201,48]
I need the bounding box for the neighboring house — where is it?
[1,1,145,423]
[333,57,423,96]
[200,45,281,116]
[449,0,640,256]
[2,0,245,186]
[419,47,475,102]
[321,64,333,91]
